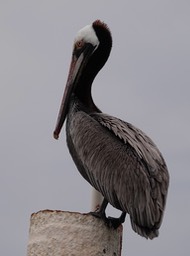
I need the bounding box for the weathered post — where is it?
[27,210,123,256]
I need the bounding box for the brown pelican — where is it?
[53,20,169,239]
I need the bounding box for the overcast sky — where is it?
[0,1,190,255]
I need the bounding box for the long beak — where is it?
[53,43,95,139]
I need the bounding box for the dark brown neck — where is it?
[74,21,112,113]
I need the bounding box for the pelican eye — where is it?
[75,40,84,49]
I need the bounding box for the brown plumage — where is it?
[54,20,169,239]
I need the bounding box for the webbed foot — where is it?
[107,212,126,229]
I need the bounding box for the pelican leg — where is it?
[90,199,126,229]
[90,198,108,222]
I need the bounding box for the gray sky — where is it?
[0,0,189,255]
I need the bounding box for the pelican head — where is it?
[53,20,112,139]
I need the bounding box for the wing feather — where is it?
[91,113,164,170]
